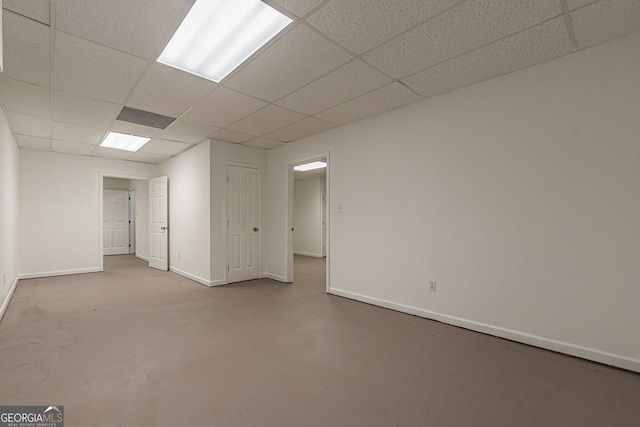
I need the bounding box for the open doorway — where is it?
[99,174,150,272]
[287,154,330,292]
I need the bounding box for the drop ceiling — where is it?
[1,0,639,164]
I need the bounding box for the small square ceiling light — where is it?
[158,0,293,83]
[294,161,327,172]
[100,132,150,152]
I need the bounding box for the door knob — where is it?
[254,227,259,232]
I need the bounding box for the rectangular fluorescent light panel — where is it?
[100,132,150,152]
[294,161,327,172]
[158,0,293,82]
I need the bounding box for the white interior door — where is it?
[228,166,260,283]
[103,190,129,255]
[149,176,168,271]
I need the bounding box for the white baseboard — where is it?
[210,278,227,287]
[169,267,212,287]
[329,288,640,373]
[294,251,324,258]
[19,267,101,280]
[0,277,20,323]
[135,254,149,262]
[261,273,288,283]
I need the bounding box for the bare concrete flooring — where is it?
[1,255,638,426]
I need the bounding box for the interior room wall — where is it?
[209,139,267,285]
[158,140,211,286]
[0,107,20,319]
[103,177,131,190]
[294,177,324,257]
[19,149,157,278]
[264,32,640,372]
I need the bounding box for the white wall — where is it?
[0,107,19,318]
[209,139,266,285]
[265,32,640,372]
[19,149,157,277]
[159,141,211,286]
[103,177,131,190]
[294,177,324,257]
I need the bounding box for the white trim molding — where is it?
[19,267,101,280]
[261,273,288,283]
[329,287,640,373]
[169,267,213,287]
[0,277,20,323]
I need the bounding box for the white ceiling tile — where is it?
[307,0,459,54]
[157,120,218,144]
[224,24,353,102]
[276,60,393,115]
[53,122,106,145]
[182,87,267,128]
[53,91,121,128]
[571,0,640,50]
[138,139,191,156]
[265,117,337,142]
[54,31,148,104]
[0,78,50,118]
[110,121,162,139]
[127,152,171,164]
[3,0,50,25]
[228,105,306,136]
[3,11,50,87]
[55,0,191,59]
[243,138,287,149]
[363,0,563,79]
[315,82,423,125]
[403,18,573,98]
[92,146,133,160]
[15,134,51,150]
[126,63,217,118]
[567,0,599,10]
[6,112,51,138]
[209,129,254,144]
[52,140,96,155]
[270,0,325,18]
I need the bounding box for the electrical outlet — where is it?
[178,253,181,260]
[429,280,437,292]
[3,273,5,285]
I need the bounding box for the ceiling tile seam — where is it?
[267,57,370,105]
[53,28,159,63]
[146,0,198,65]
[303,80,416,118]
[215,18,304,86]
[397,13,570,84]
[211,102,311,137]
[215,22,355,104]
[295,0,332,20]
[49,0,57,153]
[559,0,579,52]
[2,8,50,27]
[307,0,470,59]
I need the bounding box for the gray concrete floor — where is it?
[0,255,638,426]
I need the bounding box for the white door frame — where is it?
[129,189,136,254]
[226,161,262,284]
[286,152,330,292]
[98,173,150,272]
